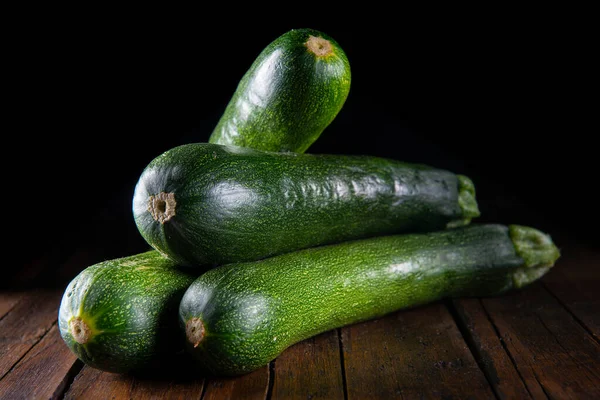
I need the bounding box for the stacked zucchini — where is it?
[58,28,561,376]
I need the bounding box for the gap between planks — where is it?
[449,282,600,398]
[447,239,600,399]
[541,281,600,346]
[446,298,533,400]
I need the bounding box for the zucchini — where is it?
[132,142,480,267]
[58,251,195,373]
[208,28,351,153]
[179,224,560,376]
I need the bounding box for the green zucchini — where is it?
[179,224,560,376]
[58,251,195,373]
[132,142,480,267]
[208,28,351,153]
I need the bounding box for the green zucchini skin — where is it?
[208,28,351,153]
[58,251,196,373]
[179,224,560,376]
[132,142,480,267]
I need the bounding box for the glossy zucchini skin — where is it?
[179,224,560,376]
[58,251,196,373]
[132,142,480,267]
[208,28,351,153]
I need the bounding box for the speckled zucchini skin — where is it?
[208,28,351,153]
[133,142,479,267]
[58,251,196,373]
[179,224,555,376]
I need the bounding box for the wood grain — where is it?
[341,303,495,400]
[128,374,204,400]
[202,365,269,400]
[0,291,24,320]
[0,288,63,379]
[0,324,80,400]
[271,329,344,400]
[64,366,134,400]
[542,242,600,341]
[452,298,532,399]
[482,281,600,399]
[65,360,206,399]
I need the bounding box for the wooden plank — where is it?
[482,281,600,399]
[341,302,495,399]
[65,363,205,399]
[271,329,344,400]
[202,365,269,400]
[0,288,63,379]
[452,298,532,399]
[127,356,205,400]
[0,324,80,399]
[542,243,600,340]
[128,372,204,400]
[0,291,24,320]
[66,357,269,400]
[64,366,134,400]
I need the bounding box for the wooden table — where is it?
[1,232,599,399]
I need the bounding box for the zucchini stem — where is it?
[186,317,205,348]
[447,175,480,228]
[509,225,561,288]
[69,317,91,344]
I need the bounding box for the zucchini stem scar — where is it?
[305,35,333,57]
[70,317,91,344]
[186,317,205,348]
[148,192,176,224]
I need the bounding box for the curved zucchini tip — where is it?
[509,224,561,288]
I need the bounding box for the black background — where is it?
[14,15,595,278]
